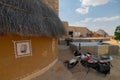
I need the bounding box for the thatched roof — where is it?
[97,29,108,36]
[0,0,66,37]
[69,26,92,35]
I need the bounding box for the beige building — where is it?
[69,26,93,37]
[62,21,93,37]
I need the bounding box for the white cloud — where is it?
[70,16,120,35]
[79,16,120,23]
[70,16,120,28]
[77,0,110,14]
[80,0,110,7]
[76,7,89,14]
[69,21,87,27]
[93,16,120,22]
[80,18,92,23]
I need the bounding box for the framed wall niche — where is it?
[13,40,32,58]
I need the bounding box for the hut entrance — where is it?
[69,31,73,37]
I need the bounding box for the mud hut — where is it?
[0,0,66,80]
[97,29,108,37]
[68,26,92,37]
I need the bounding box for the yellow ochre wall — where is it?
[0,34,58,80]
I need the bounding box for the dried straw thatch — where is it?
[0,0,66,37]
[97,29,108,36]
[69,26,93,35]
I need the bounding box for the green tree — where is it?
[114,25,120,41]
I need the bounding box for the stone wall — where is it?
[70,43,119,55]
[108,45,119,55]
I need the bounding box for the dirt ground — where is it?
[32,40,120,80]
[32,60,76,80]
[58,45,120,80]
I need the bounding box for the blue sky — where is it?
[59,0,120,35]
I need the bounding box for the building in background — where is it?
[62,21,93,38]
[96,29,109,37]
[68,26,93,37]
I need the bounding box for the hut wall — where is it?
[0,34,58,80]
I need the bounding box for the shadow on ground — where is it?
[58,45,120,80]
[32,45,120,80]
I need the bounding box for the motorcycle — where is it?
[80,55,112,75]
[64,43,113,75]
[64,50,81,69]
[64,50,91,69]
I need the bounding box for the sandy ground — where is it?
[32,39,120,80]
[105,39,120,45]
[105,39,120,55]
[58,45,120,80]
[32,60,76,80]
[32,45,77,80]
